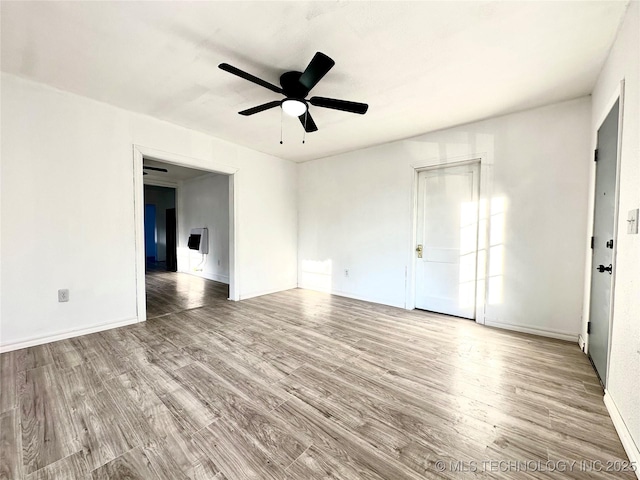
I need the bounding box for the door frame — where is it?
[407,154,490,324]
[583,80,625,386]
[133,145,239,323]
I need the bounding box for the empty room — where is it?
[0,1,638,479]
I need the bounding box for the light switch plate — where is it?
[628,208,639,234]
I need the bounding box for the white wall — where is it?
[299,97,592,340]
[0,73,297,350]
[587,1,640,459]
[178,173,230,283]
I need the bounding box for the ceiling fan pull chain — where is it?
[280,108,284,145]
[303,110,307,144]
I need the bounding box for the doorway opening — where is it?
[134,146,239,322]
[412,160,482,320]
[142,159,230,318]
[144,184,177,273]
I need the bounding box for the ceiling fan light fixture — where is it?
[281,99,307,117]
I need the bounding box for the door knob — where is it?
[416,244,423,258]
[597,264,612,274]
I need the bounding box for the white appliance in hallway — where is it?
[188,227,209,254]
[415,163,480,319]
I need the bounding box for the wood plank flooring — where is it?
[144,270,229,319]
[0,272,634,479]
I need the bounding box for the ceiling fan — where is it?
[219,52,368,133]
[143,165,168,176]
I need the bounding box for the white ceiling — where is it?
[143,158,213,184]
[1,1,628,162]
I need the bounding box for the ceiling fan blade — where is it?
[239,101,281,116]
[219,63,283,94]
[310,96,368,115]
[298,112,318,132]
[143,166,168,172]
[299,52,335,91]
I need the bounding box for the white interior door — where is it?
[415,164,480,319]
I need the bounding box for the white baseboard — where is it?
[604,390,640,479]
[328,288,404,309]
[198,272,229,284]
[178,269,229,284]
[239,284,298,301]
[0,317,140,353]
[578,334,586,352]
[296,284,405,309]
[482,320,579,342]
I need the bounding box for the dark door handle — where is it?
[597,264,612,274]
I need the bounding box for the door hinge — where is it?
[590,236,594,249]
[594,149,599,162]
[587,322,591,334]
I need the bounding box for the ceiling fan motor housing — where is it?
[280,71,309,98]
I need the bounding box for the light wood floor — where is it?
[0,272,633,479]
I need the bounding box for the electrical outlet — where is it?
[58,289,69,302]
[344,269,349,277]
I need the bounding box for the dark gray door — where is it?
[588,99,619,386]
[166,208,177,272]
